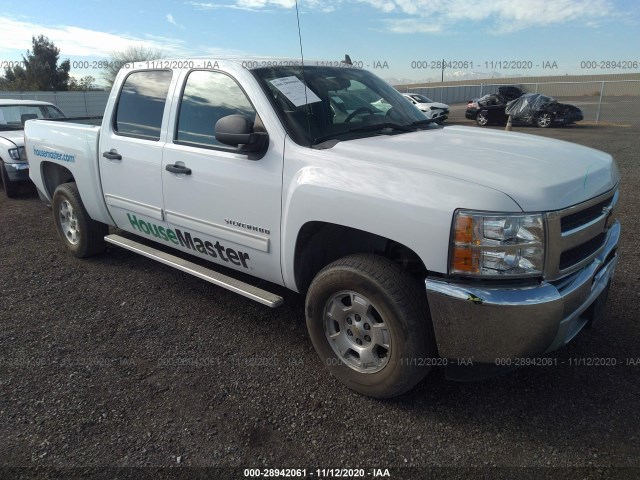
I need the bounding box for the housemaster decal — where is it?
[127,213,251,268]
[32,147,76,163]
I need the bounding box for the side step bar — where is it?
[104,234,284,308]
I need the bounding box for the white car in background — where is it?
[0,100,66,198]
[402,93,449,124]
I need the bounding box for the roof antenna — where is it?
[294,0,311,145]
[343,54,353,66]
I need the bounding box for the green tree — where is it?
[69,75,96,91]
[103,45,166,88]
[1,35,70,91]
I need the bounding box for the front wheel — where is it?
[536,112,554,128]
[305,254,436,398]
[52,182,108,258]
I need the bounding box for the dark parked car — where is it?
[465,85,523,126]
[466,89,583,128]
[465,93,509,125]
[504,93,583,128]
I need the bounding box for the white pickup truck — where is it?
[25,59,620,398]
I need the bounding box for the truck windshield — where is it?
[251,66,431,147]
[0,104,65,130]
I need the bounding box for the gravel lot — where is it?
[1,121,639,478]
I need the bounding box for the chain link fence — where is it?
[3,81,639,126]
[404,80,640,125]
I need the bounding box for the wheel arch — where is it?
[293,221,428,294]
[41,161,75,199]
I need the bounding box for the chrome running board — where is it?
[105,234,284,308]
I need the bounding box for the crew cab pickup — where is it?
[25,59,620,398]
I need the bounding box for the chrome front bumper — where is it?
[425,221,620,363]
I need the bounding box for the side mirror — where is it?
[215,115,268,153]
[21,113,38,126]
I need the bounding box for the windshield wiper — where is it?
[347,119,433,135]
[313,122,416,146]
[346,122,415,134]
[312,119,434,148]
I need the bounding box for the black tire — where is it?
[536,112,554,128]
[305,254,436,398]
[475,111,489,126]
[0,161,19,198]
[52,182,108,257]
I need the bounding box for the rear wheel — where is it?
[52,182,108,257]
[475,111,489,126]
[305,254,435,398]
[0,161,19,198]
[536,112,554,128]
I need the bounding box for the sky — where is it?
[0,0,639,86]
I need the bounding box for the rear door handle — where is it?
[165,163,192,175]
[103,150,122,160]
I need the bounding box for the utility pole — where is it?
[441,58,445,82]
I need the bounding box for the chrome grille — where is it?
[545,188,618,281]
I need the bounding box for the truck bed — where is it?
[25,118,113,225]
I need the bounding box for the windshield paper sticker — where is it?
[270,76,322,107]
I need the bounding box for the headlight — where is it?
[8,147,26,161]
[450,210,545,277]
[8,148,21,160]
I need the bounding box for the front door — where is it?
[161,70,284,285]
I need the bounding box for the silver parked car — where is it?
[0,100,66,197]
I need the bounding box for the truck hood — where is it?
[0,130,24,147]
[329,125,618,211]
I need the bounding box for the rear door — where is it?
[161,69,284,285]
[99,70,177,234]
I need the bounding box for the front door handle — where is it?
[103,150,122,160]
[165,163,192,175]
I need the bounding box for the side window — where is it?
[114,70,172,140]
[176,70,256,148]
